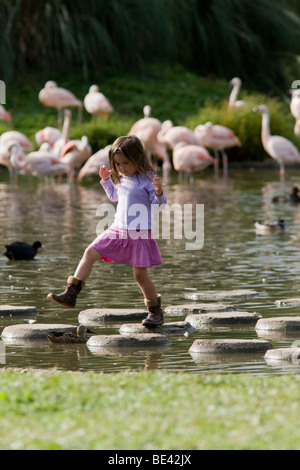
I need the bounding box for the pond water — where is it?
[1,164,300,375]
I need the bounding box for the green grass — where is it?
[0,369,299,450]
[0,64,299,164]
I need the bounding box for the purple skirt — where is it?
[90,224,163,268]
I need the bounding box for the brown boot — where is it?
[142,295,164,327]
[47,276,85,308]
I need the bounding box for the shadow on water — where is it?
[1,165,300,375]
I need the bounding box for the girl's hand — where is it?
[152,175,163,196]
[99,165,112,181]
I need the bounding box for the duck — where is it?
[272,185,300,204]
[254,219,286,235]
[3,241,42,260]
[46,325,91,344]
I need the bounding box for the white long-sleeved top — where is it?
[100,173,167,230]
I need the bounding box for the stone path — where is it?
[165,303,237,316]
[78,308,147,325]
[1,324,77,342]
[185,289,259,301]
[119,321,195,336]
[2,293,300,369]
[189,339,273,354]
[0,305,38,318]
[87,333,170,349]
[186,311,262,329]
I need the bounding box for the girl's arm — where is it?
[99,166,118,202]
[148,175,167,205]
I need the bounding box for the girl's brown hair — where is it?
[109,135,154,183]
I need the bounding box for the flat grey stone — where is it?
[185,289,259,301]
[78,308,147,325]
[119,321,196,336]
[1,324,77,342]
[185,311,262,329]
[256,317,300,332]
[165,303,236,316]
[87,333,170,349]
[275,298,300,307]
[264,348,300,364]
[0,305,38,317]
[189,338,273,354]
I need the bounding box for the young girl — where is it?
[47,135,167,326]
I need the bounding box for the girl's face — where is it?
[113,152,137,177]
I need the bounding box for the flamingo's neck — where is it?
[62,115,70,143]
[229,83,240,107]
[261,111,271,149]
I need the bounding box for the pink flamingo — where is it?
[35,127,62,147]
[128,115,171,174]
[290,89,300,136]
[158,120,203,149]
[10,142,70,179]
[172,142,216,177]
[253,104,300,179]
[0,140,25,175]
[228,77,244,109]
[194,122,241,175]
[84,85,113,119]
[78,145,111,181]
[0,105,12,124]
[38,81,82,123]
[60,136,92,181]
[0,131,33,151]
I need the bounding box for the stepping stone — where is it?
[78,308,147,325]
[264,347,300,364]
[185,311,262,329]
[256,317,300,332]
[165,303,236,316]
[0,305,38,318]
[189,339,273,354]
[119,321,196,336]
[275,298,300,307]
[185,289,259,301]
[87,333,170,349]
[1,324,77,342]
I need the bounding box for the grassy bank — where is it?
[1,65,299,165]
[0,369,299,450]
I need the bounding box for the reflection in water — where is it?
[1,166,300,374]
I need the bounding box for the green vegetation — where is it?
[0,65,299,164]
[1,0,299,91]
[0,369,299,450]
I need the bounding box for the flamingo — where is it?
[10,142,70,179]
[60,136,92,181]
[143,105,152,117]
[35,126,62,147]
[0,139,26,176]
[194,122,241,175]
[0,105,12,124]
[128,116,171,174]
[228,77,244,109]
[78,145,111,181]
[290,89,300,136]
[84,85,113,119]
[172,142,216,177]
[253,104,300,179]
[53,109,72,157]
[38,81,82,123]
[0,131,33,151]
[158,121,203,149]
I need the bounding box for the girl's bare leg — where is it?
[74,246,102,281]
[132,266,157,300]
